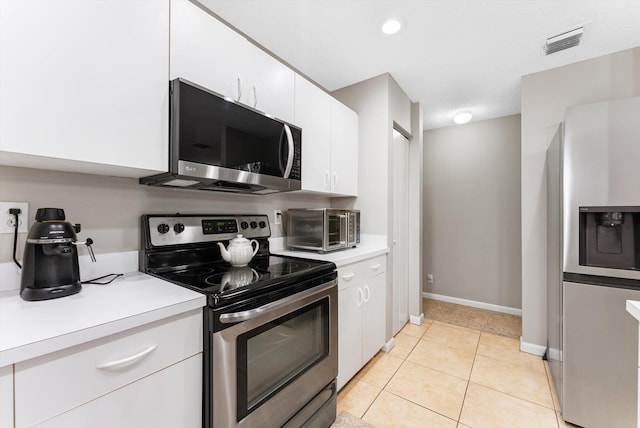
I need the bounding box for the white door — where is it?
[392,129,410,335]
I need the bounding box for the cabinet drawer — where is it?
[337,255,386,291]
[337,263,361,291]
[33,354,202,428]
[365,255,386,277]
[15,309,202,428]
[0,365,12,428]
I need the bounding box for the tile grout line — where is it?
[357,322,431,421]
[376,321,459,425]
[457,330,482,425]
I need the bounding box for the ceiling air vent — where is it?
[544,26,584,55]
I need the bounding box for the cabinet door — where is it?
[33,354,202,428]
[0,0,169,176]
[330,100,359,196]
[0,365,12,428]
[337,286,364,390]
[295,74,331,193]
[170,0,245,99]
[362,273,386,363]
[240,47,295,123]
[171,0,294,123]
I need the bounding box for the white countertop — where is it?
[0,272,206,367]
[627,300,640,322]
[271,235,389,267]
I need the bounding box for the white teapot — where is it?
[217,234,259,267]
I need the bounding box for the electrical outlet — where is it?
[426,273,434,283]
[274,210,282,225]
[0,202,29,234]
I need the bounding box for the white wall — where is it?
[520,46,640,350]
[0,165,331,263]
[423,114,522,310]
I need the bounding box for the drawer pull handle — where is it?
[96,345,158,370]
[341,273,355,281]
[370,264,381,271]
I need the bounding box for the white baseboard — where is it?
[520,339,546,356]
[381,337,395,353]
[409,313,424,325]
[422,292,522,316]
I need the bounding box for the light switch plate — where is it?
[0,202,29,234]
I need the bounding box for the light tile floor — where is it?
[337,318,571,428]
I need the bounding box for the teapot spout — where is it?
[217,242,231,262]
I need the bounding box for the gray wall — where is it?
[423,114,522,310]
[0,165,331,263]
[521,46,640,349]
[333,73,424,338]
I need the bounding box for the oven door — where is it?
[210,279,338,428]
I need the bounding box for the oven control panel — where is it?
[146,214,270,247]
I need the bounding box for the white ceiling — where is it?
[198,0,640,130]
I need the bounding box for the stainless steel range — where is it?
[140,214,338,428]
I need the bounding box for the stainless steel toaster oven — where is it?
[286,208,360,253]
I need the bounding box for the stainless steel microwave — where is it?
[140,78,301,194]
[286,209,360,253]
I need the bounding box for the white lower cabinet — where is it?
[14,309,202,428]
[0,0,169,177]
[0,365,13,428]
[337,255,386,390]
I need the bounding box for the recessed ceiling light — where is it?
[453,110,472,125]
[381,16,405,35]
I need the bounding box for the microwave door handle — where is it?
[282,124,294,179]
[340,214,348,245]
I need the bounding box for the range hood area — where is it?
[140,79,302,195]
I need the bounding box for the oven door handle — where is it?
[219,280,335,324]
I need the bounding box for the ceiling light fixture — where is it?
[453,110,472,125]
[381,16,405,35]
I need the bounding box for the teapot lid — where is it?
[231,234,248,242]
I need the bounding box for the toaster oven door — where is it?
[325,212,348,251]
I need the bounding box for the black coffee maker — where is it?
[20,208,83,301]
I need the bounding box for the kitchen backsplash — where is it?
[0,165,333,264]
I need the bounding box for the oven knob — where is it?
[173,223,185,234]
[157,223,170,234]
[250,221,258,229]
[259,221,266,228]
[241,221,249,230]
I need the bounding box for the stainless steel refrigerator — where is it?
[547,96,640,428]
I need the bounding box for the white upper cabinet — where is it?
[294,75,332,193]
[0,0,169,177]
[330,99,359,196]
[294,74,358,197]
[170,0,295,123]
[169,0,245,100]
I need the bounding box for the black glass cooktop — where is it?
[155,255,334,298]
